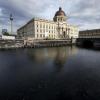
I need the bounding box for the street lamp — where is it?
[10,14,13,34]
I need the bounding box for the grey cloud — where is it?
[66,0,100,30]
[0,0,55,32]
[0,0,100,32]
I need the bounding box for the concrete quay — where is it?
[24,39,74,48]
[0,39,24,50]
[0,38,76,50]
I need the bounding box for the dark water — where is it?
[0,46,100,100]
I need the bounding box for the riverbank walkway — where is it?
[0,39,75,49]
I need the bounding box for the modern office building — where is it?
[79,29,100,38]
[2,29,8,34]
[17,7,79,40]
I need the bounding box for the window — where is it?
[43,30,45,33]
[40,24,42,28]
[40,34,42,37]
[46,25,48,28]
[43,24,45,28]
[40,29,42,33]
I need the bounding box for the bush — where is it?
[3,32,9,36]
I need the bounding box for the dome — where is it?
[55,7,66,17]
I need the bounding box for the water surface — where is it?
[0,46,100,100]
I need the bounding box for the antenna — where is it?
[10,14,13,34]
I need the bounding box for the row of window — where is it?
[57,18,64,21]
[36,28,76,34]
[36,34,45,38]
[79,36,100,38]
[37,29,56,34]
[36,23,56,29]
[36,34,56,38]
[80,33,100,36]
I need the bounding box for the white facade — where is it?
[17,7,79,40]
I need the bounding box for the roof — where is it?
[79,29,100,32]
[55,7,66,17]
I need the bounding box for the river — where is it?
[0,46,100,100]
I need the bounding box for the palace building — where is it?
[17,7,79,40]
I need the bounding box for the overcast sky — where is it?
[0,0,100,33]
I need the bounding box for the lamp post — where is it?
[10,14,13,34]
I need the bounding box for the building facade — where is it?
[2,29,8,34]
[79,29,100,38]
[17,7,79,40]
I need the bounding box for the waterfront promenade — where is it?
[0,39,24,49]
[0,38,75,49]
[24,39,73,48]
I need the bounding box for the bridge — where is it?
[76,38,100,48]
[76,29,100,48]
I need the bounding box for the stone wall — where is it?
[0,39,24,49]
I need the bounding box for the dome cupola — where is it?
[55,7,66,17]
[53,7,67,22]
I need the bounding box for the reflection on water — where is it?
[27,46,78,65]
[26,46,78,73]
[0,46,100,100]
